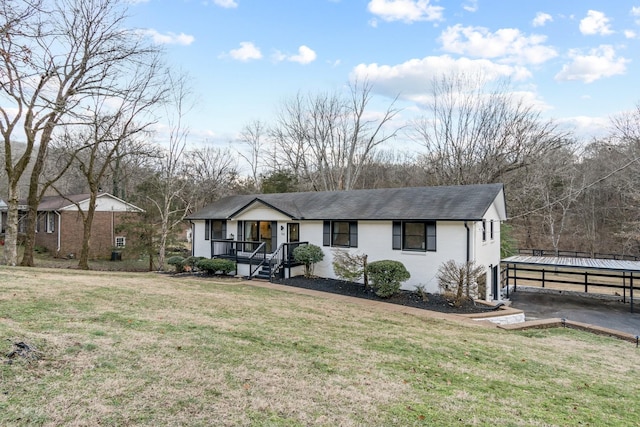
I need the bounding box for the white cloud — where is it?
[558,116,610,140]
[439,25,558,65]
[532,12,553,27]
[367,0,444,23]
[212,0,238,8]
[273,45,317,64]
[579,10,613,36]
[140,29,194,46]
[227,42,262,61]
[462,0,478,13]
[632,6,640,24]
[555,45,628,83]
[624,29,637,39]
[351,55,532,102]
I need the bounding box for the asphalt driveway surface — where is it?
[508,290,640,336]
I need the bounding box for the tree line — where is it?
[2,0,639,271]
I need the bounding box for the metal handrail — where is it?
[267,243,287,281]
[248,242,267,278]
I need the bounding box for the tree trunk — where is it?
[19,203,38,266]
[20,121,56,267]
[157,217,168,271]
[2,185,20,266]
[77,192,97,270]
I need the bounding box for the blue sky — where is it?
[127,0,640,147]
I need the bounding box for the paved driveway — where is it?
[508,289,640,336]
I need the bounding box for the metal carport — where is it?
[502,256,640,313]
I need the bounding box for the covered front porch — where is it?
[209,238,308,281]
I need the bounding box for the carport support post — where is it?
[584,271,588,293]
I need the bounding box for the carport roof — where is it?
[502,256,640,273]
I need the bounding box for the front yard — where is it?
[1,266,639,426]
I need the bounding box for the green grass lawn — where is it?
[1,266,639,426]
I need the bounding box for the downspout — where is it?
[189,221,194,257]
[55,211,61,254]
[464,221,470,263]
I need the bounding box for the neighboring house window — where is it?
[482,219,487,242]
[204,220,210,240]
[115,236,126,248]
[323,221,357,248]
[45,212,55,233]
[18,214,26,233]
[490,220,494,240]
[392,221,436,252]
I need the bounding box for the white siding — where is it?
[192,220,211,257]
[235,203,292,222]
[61,195,140,212]
[310,220,470,293]
[472,198,503,300]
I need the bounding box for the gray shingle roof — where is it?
[36,194,92,210]
[187,184,505,221]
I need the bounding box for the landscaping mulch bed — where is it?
[274,276,494,314]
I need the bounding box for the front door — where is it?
[288,223,299,243]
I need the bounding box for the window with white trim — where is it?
[115,236,126,248]
[45,212,55,233]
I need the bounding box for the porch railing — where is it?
[209,239,308,280]
[267,241,307,281]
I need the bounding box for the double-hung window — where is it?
[482,219,487,242]
[392,221,436,252]
[115,236,126,248]
[323,221,358,248]
[45,212,55,233]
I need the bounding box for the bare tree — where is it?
[0,0,161,266]
[238,120,266,189]
[411,72,570,186]
[185,145,239,209]
[143,72,193,271]
[54,63,164,269]
[270,80,401,191]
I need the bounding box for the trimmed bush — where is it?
[167,256,186,273]
[184,256,205,271]
[196,258,236,275]
[366,260,410,298]
[293,244,324,278]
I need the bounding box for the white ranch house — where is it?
[187,184,507,301]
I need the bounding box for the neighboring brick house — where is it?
[29,193,143,258]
